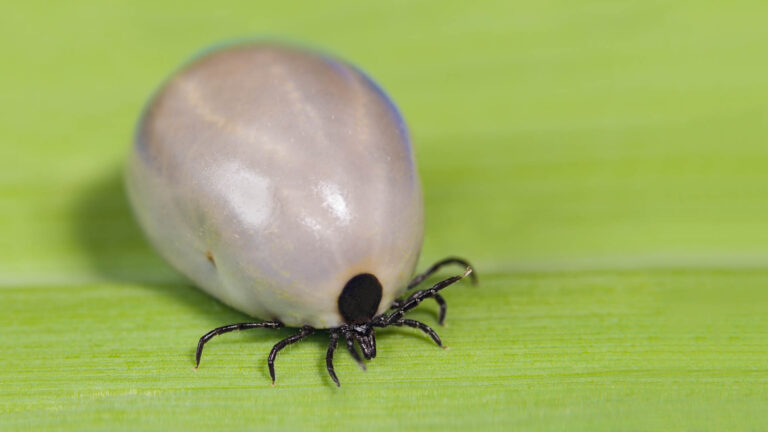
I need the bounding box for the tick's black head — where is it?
[338,273,383,325]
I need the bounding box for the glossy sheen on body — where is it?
[126,43,424,328]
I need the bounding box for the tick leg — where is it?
[382,268,473,326]
[392,292,448,325]
[395,257,476,325]
[407,257,478,290]
[326,330,341,387]
[268,326,314,385]
[390,319,442,347]
[434,295,447,325]
[195,321,283,368]
[341,328,366,370]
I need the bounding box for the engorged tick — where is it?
[126,41,477,386]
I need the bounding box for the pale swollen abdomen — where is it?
[126,43,424,328]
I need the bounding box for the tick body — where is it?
[126,42,476,386]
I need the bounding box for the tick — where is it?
[126,42,476,386]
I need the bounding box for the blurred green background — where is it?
[2,1,767,430]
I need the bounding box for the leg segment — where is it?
[326,329,341,387]
[388,318,443,347]
[392,257,476,325]
[195,321,283,368]
[341,328,366,370]
[268,325,314,384]
[393,290,449,325]
[383,268,472,326]
[407,257,478,289]
[434,295,447,325]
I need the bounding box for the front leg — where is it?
[391,293,448,325]
[407,257,478,290]
[384,268,472,326]
[395,257,477,325]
